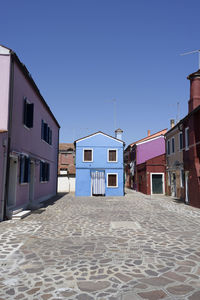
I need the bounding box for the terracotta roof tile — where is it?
[130,128,167,147]
[59,143,75,151]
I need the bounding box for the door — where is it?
[171,173,176,197]
[29,160,35,204]
[91,171,105,196]
[185,171,189,204]
[7,157,18,206]
[151,174,164,194]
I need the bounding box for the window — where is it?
[23,98,34,128]
[20,155,30,183]
[40,161,50,182]
[180,169,185,188]
[167,140,170,155]
[179,132,183,150]
[185,127,189,151]
[171,137,175,153]
[167,171,171,186]
[107,173,118,187]
[83,149,93,162]
[41,120,52,145]
[108,149,117,162]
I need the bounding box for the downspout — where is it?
[56,127,60,194]
[0,137,7,221]
[3,53,14,220]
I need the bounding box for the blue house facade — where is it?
[75,130,124,196]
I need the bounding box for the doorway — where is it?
[185,171,189,204]
[151,173,164,194]
[91,171,105,196]
[7,157,18,206]
[171,173,176,197]
[29,160,35,205]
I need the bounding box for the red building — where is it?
[125,129,167,195]
[180,70,200,207]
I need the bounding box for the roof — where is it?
[128,129,167,148]
[59,143,75,151]
[74,131,125,145]
[187,69,200,80]
[0,130,7,133]
[0,45,60,128]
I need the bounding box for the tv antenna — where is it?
[180,49,200,69]
[112,98,117,130]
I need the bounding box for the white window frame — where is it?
[83,148,93,162]
[107,149,118,162]
[171,137,175,154]
[107,173,118,188]
[179,132,183,151]
[185,127,189,151]
[150,172,165,195]
[180,169,184,188]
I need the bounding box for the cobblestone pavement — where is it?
[1,190,200,300]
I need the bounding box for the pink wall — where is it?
[0,56,10,130]
[137,136,165,165]
[0,132,8,220]
[10,61,59,207]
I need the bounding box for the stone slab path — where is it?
[0,190,200,299]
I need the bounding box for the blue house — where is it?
[75,129,125,196]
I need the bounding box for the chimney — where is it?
[187,70,200,113]
[115,128,123,140]
[170,119,175,128]
[147,130,151,136]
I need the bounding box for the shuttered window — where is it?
[83,149,92,162]
[23,98,34,128]
[19,155,30,183]
[40,161,50,182]
[108,150,117,162]
[179,132,183,150]
[107,174,118,187]
[41,120,52,145]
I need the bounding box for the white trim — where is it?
[150,172,165,195]
[83,148,93,162]
[107,149,118,162]
[136,135,164,146]
[185,127,189,151]
[76,132,123,144]
[107,173,118,188]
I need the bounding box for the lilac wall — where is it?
[10,61,59,207]
[0,132,8,221]
[137,137,165,165]
[0,56,10,130]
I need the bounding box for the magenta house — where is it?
[125,129,167,195]
[0,45,60,221]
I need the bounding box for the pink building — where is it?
[0,45,60,221]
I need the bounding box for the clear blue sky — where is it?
[1,0,200,146]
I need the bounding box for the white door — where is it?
[185,171,189,204]
[91,171,105,196]
[7,157,18,206]
[171,173,176,197]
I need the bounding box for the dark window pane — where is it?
[84,150,92,161]
[108,174,117,186]
[109,150,116,161]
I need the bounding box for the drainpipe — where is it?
[0,138,7,221]
[3,53,14,220]
[56,128,60,195]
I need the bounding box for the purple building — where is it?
[125,129,167,195]
[0,45,60,221]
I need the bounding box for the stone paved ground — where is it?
[1,190,200,300]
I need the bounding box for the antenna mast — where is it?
[180,49,200,69]
[112,99,117,130]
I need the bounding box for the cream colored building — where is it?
[165,120,184,199]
